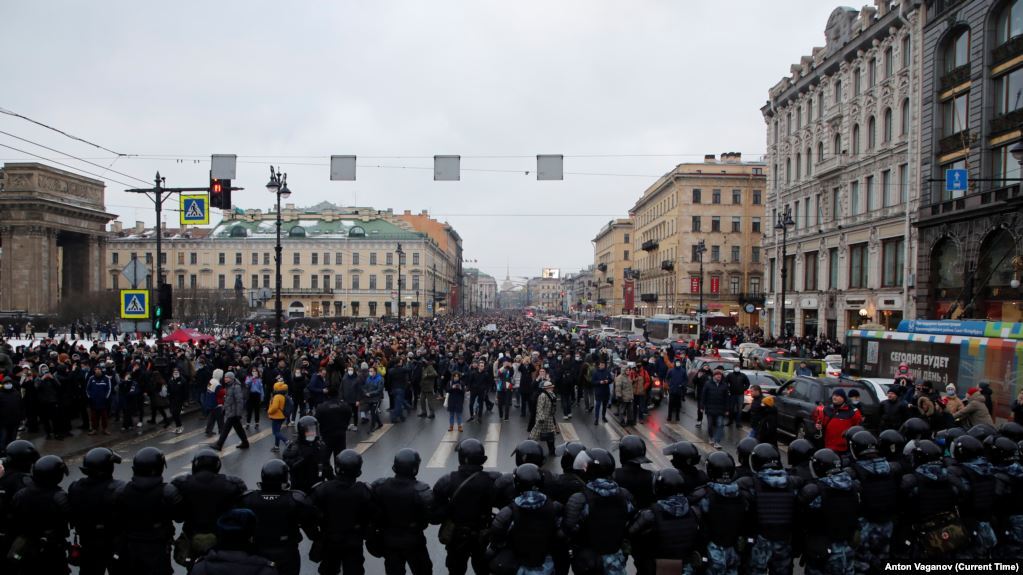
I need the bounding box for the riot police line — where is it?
[1,416,1022,575]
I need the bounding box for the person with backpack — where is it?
[244,367,263,430]
[267,375,290,453]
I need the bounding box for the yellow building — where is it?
[629,153,767,326]
[592,218,633,315]
[104,203,462,320]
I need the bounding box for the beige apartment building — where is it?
[592,218,633,315]
[103,203,462,319]
[629,153,767,326]
[526,277,567,313]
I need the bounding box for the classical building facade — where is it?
[463,268,497,312]
[104,203,462,319]
[915,0,1023,322]
[592,218,633,315]
[527,276,567,312]
[762,1,923,338]
[0,163,115,315]
[629,153,766,326]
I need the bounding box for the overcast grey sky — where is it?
[2,0,839,281]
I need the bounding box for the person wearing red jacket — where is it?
[813,388,862,453]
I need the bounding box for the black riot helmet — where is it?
[559,442,587,474]
[192,448,222,474]
[335,449,363,479]
[513,463,544,494]
[652,468,686,499]
[736,437,758,468]
[787,439,815,468]
[878,429,906,461]
[750,443,783,472]
[998,422,1023,443]
[849,430,879,461]
[573,448,615,480]
[706,451,736,484]
[3,439,40,473]
[810,449,843,478]
[393,448,422,478]
[297,416,320,443]
[842,425,866,448]
[934,427,966,454]
[663,441,701,470]
[80,447,122,478]
[950,435,985,463]
[513,440,545,467]
[984,436,1019,466]
[32,455,69,488]
[132,447,167,478]
[967,423,997,443]
[259,459,290,491]
[899,417,931,441]
[619,435,650,465]
[456,438,487,466]
[909,439,943,468]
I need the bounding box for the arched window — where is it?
[817,141,825,162]
[883,108,893,143]
[996,0,1023,46]
[786,158,792,183]
[852,124,861,154]
[787,112,792,135]
[806,146,813,176]
[348,226,366,237]
[833,133,842,156]
[229,226,247,238]
[900,98,910,136]
[974,228,1016,316]
[795,153,802,181]
[867,116,876,150]
[288,226,306,238]
[943,28,970,73]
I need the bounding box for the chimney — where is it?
[134,221,144,234]
[111,221,123,233]
[704,154,717,163]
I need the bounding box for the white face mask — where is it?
[347,369,354,375]
[304,432,317,442]
[733,366,740,372]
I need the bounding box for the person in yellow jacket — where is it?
[267,377,289,452]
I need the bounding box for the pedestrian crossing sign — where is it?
[120,289,150,319]
[180,194,209,225]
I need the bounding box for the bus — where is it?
[611,314,646,336]
[645,314,701,344]
[844,319,1023,420]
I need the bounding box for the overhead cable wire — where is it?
[0,130,151,186]
[0,107,132,157]
[0,142,141,189]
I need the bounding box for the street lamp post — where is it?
[396,243,404,319]
[696,240,706,334]
[775,208,795,338]
[265,166,292,344]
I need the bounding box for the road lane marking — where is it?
[427,441,456,468]
[353,423,395,455]
[560,422,579,442]
[485,423,501,443]
[632,422,672,469]
[222,429,272,458]
[603,422,621,441]
[166,443,202,462]
[484,442,499,467]
[161,428,208,445]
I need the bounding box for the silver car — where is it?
[741,370,783,412]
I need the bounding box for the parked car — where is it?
[853,377,893,402]
[685,356,740,395]
[774,376,881,440]
[717,349,740,362]
[740,370,784,413]
[765,358,828,382]
[745,347,789,370]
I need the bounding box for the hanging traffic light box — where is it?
[210,177,232,209]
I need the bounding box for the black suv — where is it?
[774,376,880,440]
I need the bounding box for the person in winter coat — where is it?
[590,360,612,425]
[85,364,113,435]
[211,372,250,451]
[1013,390,1023,425]
[699,370,731,449]
[879,385,909,431]
[665,359,688,423]
[747,385,765,438]
[723,366,750,426]
[267,378,289,452]
[204,370,225,436]
[530,375,558,457]
[979,381,994,416]
[943,384,965,416]
[446,371,466,432]
[614,366,634,423]
[0,374,23,448]
[418,360,438,420]
[340,366,361,431]
[36,364,61,439]
[361,367,384,432]
[812,388,863,453]
[755,395,779,447]
[244,368,263,430]
[954,387,995,428]
[188,509,277,575]
[167,368,188,434]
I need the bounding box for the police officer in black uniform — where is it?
[798,449,861,575]
[613,435,654,510]
[370,448,435,575]
[989,435,1023,562]
[895,439,966,561]
[171,448,247,569]
[0,440,39,572]
[563,448,635,575]
[629,468,700,575]
[189,508,277,575]
[493,440,556,508]
[785,438,815,482]
[690,450,746,575]
[549,441,587,505]
[845,430,900,574]
[877,429,906,465]
[433,438,501,575]
[736,443,802,575]
[315,386,353,463]
[733,437,758,481]
[662,441,707,496]
[947,434,999,561]
[283,415,334,494]
[110,446,183,575]
[9,454,70,575]
[490,463,564,575]
[236,459,318,575]
[68,447,125,575]
[310,449,376,575]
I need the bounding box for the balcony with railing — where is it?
[738,292,766,307]
[920,182,1021,221]
[992,34,1023,67]
[660,260,675,271]
[939,64,970,92]
[814,154,846,178]
[641,239,659,252]
[281,287,334,295]
[640,293,658,303]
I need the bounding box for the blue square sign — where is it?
[945,169,968,192]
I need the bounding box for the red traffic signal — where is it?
[210,177,231,209]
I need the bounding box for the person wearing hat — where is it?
[943,383,965,417]
[267,375,290,452]
[953,387,994,429]
[812,388,863,453]
[188,509,276,575]
[529,370,559,457]
[756,395,780,447]
[210,371,250,451]
[879,385,909,431]
[35,363,62,440]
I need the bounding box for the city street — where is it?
[50,393,758,575]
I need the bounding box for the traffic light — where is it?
[155,283,173,331]
[210,177,232,209]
